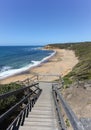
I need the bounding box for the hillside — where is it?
[46,42,91,119]
[46,42,91,83]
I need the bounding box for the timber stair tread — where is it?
[19,126,58,130]
[19,83,58,130]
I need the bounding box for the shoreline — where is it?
[0,49,78,84]
[0,50,56,81]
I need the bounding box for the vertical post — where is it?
[14,115,22,130]
[25,107,28,118]
[26,87,30,117]
[37,74,39,82]
[16,115,22,129]
[21,109,26,126]
[12,121,17,130]
[58,75,60,87]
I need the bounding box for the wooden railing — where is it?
[0,81,42,130]
[52,83,85,130]
[16,75,38,86]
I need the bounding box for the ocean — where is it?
[0,46,55,80]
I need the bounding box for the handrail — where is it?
[38,74,61,77]
[0,81,42,130]
[0,88,39,123]
[52,88,67,130]
[52,85,85,130]
[15,75,38,86]
[7,89,42,130]
[0,82,39,100]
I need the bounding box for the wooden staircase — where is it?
[19,82,58,130]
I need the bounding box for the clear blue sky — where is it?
[0,0,91,45]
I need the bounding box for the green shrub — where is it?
[0,83,23,114]
[63,76,72,85]
[65,118,70,127]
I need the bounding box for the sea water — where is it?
[0,46,55,80]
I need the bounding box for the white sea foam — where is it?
[41,51,56,63]
[0,66,12,72]
[0,51,56,80]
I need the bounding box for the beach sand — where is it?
[0,49,78,84]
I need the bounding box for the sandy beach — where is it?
[0,49,78,84]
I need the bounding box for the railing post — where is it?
[12,121,17,130]
[37,74,39,82]
[21,109,26,126]
[25,107,28,118]
[16,115,22,130]
[32,99,34,107]
[26,104,29,117]
[13,116,22,130]
[29,101,32,112]
[27,87,30,112]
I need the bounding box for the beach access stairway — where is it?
[0,75,91,130]
[19,82,90,130]
[19,82,58,130]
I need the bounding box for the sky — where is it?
[0,0,91,45]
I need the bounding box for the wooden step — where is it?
[20,126,58,130]
[19,82,58,130]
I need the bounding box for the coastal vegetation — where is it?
[47,42,91,84]
[0,82,24,129]
[0,82,23,114]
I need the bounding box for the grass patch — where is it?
[63,76,72,85]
